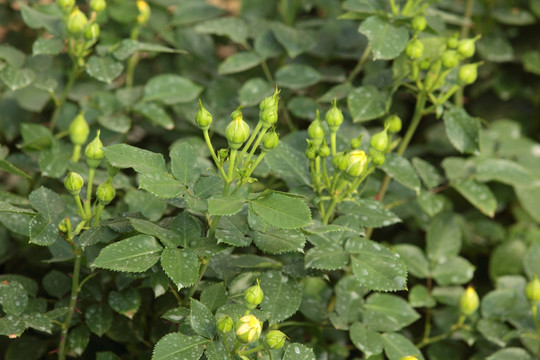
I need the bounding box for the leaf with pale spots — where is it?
[347,85,386,122]
[249,191,311,230]
[348,237,408,292]
[160,247,199,290]
[432,256,475,286]
[170,141,201,186]
[92,235,163,273]
[380,154,421,195]
[283,343,316,360]
[349,322,383,357]
[190,299,216,339]
[260,270,302,324]
[152,332,208,360]
[133,102,174,130]
[86,56,123,84]
[443,106,481,155]
[143,74,203,105]
[0,314,25,337]
[338,199,401,228]
[253,228,306,254]
[359,16,409,60]
[382,332,425,360]
[452,179,497,217]
[85,304,113,337]
[108,288,141,319]
[363,293,420,332]
[22,312,53,334]
[426,212,461,263]
[66,324,90,356]
[0,281,28,315]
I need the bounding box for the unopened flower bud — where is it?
[196,100,213,130]
[441,50,459,69]
[58,0,75,13]
[85,23,100,41]
[332,152,345,169]
[419,58,431,70]
[318,141,330,158]
[305,142,317,160]
[384,115,402,133]
[337,152,349,171]
[457,37,478,58]
[308,113,325,147]
[67,8,88,35]
[58,217,70,233]
[261,131,279,152]
[265,330,287,349]
[235,315,262,343]
[401,357,419,360]
[136,0,151,24]
[96,181,115,205]
[371,149,386,166]
[85,130,105,168]
[90,0,106,12]
[69,112,89,146]
[226,108,250,150]
[458,63,479,85]
[217,315,234,333]
[370,129,389,152]
[346,150,367,177]
[261,107,278,128]
[350,136,362,149]
[325,99,343,132]
[64,172,84,196]
[412,16,427,32]
[447,34,459,49]
[406,39,424,59]
[460,285,479,316]
[244,281,264,309]
[526,275,540,304]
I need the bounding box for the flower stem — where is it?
[330,132,337,157]
[246,127,268,165]
[322,180,349,224]
[203,130,227,179]
[73,195,86,220]
[49,62,80,131]
[241,122,262,161]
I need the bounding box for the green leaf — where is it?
[170,212,204,248]
[204,341,230,360]
[349,322,383,357]
[271,23,316,58]
[160,248,199,290]
[190,299,216,339]
[264,142,311,187]
[86,56,124,84]
[0,281,28,315]
[260,270,303,324]
[380,154,421,194]
[0,159,32,179]
[139,172,185,199]
[432,256,475,285]
[152,333,207,360]
[208,194,246,216]
[250,191,311,229]
[194,17,248,43]
[0,201,35,215]
[515,183,540,222]
[143,74,203,105]
[129,218,177,248]
[112,39,186,61]
[239,78,274,107]
[364,294,420,332]
[0,314,25,337]
[347,85,386,122]
[253,228,305,254]
[524,243,540,279]
[452,179,497,217]
[125,190,168,221]
[20,123,52,151]
[426,212,462,263]
[201,283,227,312]
[133,102,174,130]
[216,213,251,247]
[417,190,446,217]
[492,6,535,25]
[318,83,353,102]
[443,107,481,155]
[523,51,540,76]
[92,235,163,273]
[218,52,260,75]
[349,237,408,291]
[275,64,322,90]
[381,332,424,360]
[32,37,63,56]
[170,1,225,26]
[359,16,409,60]
[42,270,70,298]
[170,142,201,186]
[108,288,141,319]
[283,343,316,360]
[29,214,59,246]
[19,4,63,36]
[104,144,167,174]
[334,275,368,325]
[67,324,90,356]
[474,158,536,186]
[0,65,35,91]
[338,199,401,228]
[39,140,70,178]
[85,304,113,337]
[288,96,319,120]
[305,243,349,270]
[22,312,53,334]
[412,157,443,189]
[96,352,121,360]
[409,284,436,308]
[477,36,514,62]
[393,244,430,279]
[29,187,64,221]
[487,348,533,360]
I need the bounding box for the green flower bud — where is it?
[265,330,287,349]
[371,149,386,166]
[261,131,279,152]
[261,106,278,128]
[318,142,330,158]
[96,181,116,205]
[458,63,479,85]
[332,152,345,169]
[305,142,317,160]
[325,99,343,132]
[69,112,89,146]
[384,115,402,133]
[441,50,459,69]
[217,315,234,333]
[64,172,84,196]
[412,16,427,32]
[457,38,477,58]
[308,112,325,147]
[235,314,262,343]
[526,275,540,304]
[447,34,459,49]
[90,0,106,12]
[58,217,70,233]
[196,100,213,130]
[58,0,75,13]
[136,0,151,24]
[225,109,250,150]
[84,23,100,41]
[67,8,88,36]
[337,153,349,171]
[350,136,362,149]
[85,130,105,168]
[370,129,389,152]
[406,39,424,60]
[460,285,479,316]
[346,150,367,177]
[419,58,431,70]
[244,281,264,309]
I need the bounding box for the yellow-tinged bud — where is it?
[412,16,427,32]
[406,39,424,60]
[401,357,419,360]
[265,330,287,349]
[67,7,88,35]
[260,88,280,128]
[318,141,330,158]
[58,0,75,13]
[458,63,480,85]
[346,150,368,177]
[90,0,106,12]
[136,0,151,24]
[460,285,479,316]
[526,275,540,304]
[69,112,89,146]
[225,108,250,150]
[235,314,262,343]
